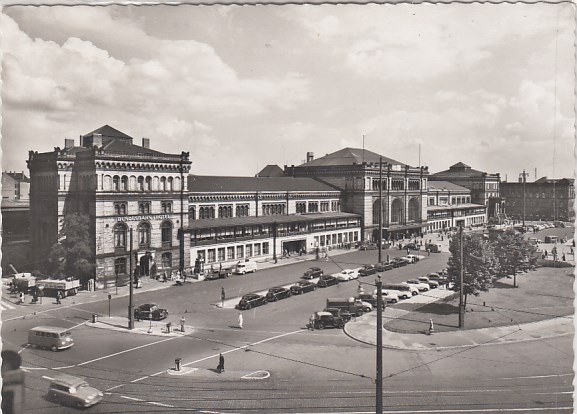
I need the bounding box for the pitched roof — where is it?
[427,181,470,192]
[431,162,486,178]
[83,125,133,141]
[188,175,338,193]
[102,138,169,157]
[4,172,29,182]
[534,177,575,184]
[256,165,284,177]
[299,148,405,167]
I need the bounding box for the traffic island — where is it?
[86,316,192,337]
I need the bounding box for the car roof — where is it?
[50,374,88,388]
[30,326,71,333]
[316,311,332,317]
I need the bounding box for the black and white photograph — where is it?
[0,2,574,413]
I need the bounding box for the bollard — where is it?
[166,322,172,333]
[175,358,182,371]
[92,314,98,324]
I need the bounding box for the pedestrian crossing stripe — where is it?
[1,301,16,310]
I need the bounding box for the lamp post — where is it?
[128,228,134,330]
[458,224,465,329]
[375,274,383,414]
[520,169,529,227]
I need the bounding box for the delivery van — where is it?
[28,326,74,351]
[234,260,257,275]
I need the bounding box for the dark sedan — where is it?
[134,303,168,321]
[265,287,292,302]
[237,293,268,310]
[290,281,317,295]
[358,265,378,277]
[390,257,408,267]
[403,243,418,250]
[375,262,393,272]
[317,275,339,287]
[302,267,324,279]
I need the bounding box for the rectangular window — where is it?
[217,248,225,262]
[207,249,216,263]
[262,242,269,255]
[114,202,127,215]
[227,246,235,260]
[161,201,173,213]
[246,245,252,257]
[138,202,151,214]
[254,244,261,256]
[161,252,172,269]
[236,245,244,259]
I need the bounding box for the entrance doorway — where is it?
[282,240,306,256]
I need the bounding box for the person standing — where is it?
[238,313,243,329]
[309,314,315,331]
[221,287,226,308]
[217,353,225,373]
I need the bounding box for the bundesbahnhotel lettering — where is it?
[115,215,171,222]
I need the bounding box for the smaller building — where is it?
[426,181,486,231]
[500,176,575,222]
[2,171,30,201]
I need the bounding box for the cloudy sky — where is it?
[2,4,575,181]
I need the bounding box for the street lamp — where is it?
[520,170,529,227]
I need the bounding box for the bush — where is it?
[537,259,574,268]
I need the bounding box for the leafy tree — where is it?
[493,229,538,287]
[446,230,499,306]
[47,213,95,285]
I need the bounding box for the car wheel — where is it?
[73,401,84,409]
[364,307,371,312]
[51,345,58,352]
[392,299,398,303]
[247,303,252,309]
[287,292,292,297]
[337,321,345,329]
[273,297,278,302]
[355,310,363,317]
[317,323,325,330]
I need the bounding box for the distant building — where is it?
[2,171,30,201]
[500,176,575,222]
[429,162,504,219]
[255,165,284,177]
[27,125,191,287]
[285,148,429,241]
[426,181,486,231]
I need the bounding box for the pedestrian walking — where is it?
[217,353,225,373]
[18,291,25,305]
[571,247,574,256]
[56,292,62,305]
[238,313,243,329]
[562,253,566,262]
[544,249,548,258]
[309,314,316,331]
[180,316,186,332]
[429,319,434,335]
[221,287,226,307]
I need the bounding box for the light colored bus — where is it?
[234,260,257,275]
[28,326,74,351]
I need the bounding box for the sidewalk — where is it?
[86,315,191,337]
[344,311,574,350]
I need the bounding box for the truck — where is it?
[36,279,81,298]
[205,267,233,280]
[326,297,365,317]
[11,273,36,294]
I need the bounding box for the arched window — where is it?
[113,176,120,191]
[114,223,128,248]
[160,177,167,191]
[137,177,145,191]
[408,198,420,222]
[372,199,386,225]
[138,222,151,247]
[145,177,152,191]
[189,206,196,220]
[167,177,173,191]
[121,176,128,191]
[391,198,403,224]
[161,221,172,246]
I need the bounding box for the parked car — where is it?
[302,267,324,279]
[290,280,317,295]
[358,265,378,277]
[323,307,353,323]
[405,279,430,291]
[390,257,408,267]
[403,243,418,250]
[265,287,292,302]
[375,262,393,272]
[359,243,378,251]
[427,273,448,286]
[404,254,420,263]
[371,289,401,303]
[335,269,358,282]
[317,275,339,287]
[402,282,420,296]
[47,374,103,408]
[356,293,387,308]
[418,276,439,289]
[237,293,268,310]
[311,311,345,329]
[134,303,168,321]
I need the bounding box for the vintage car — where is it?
[134,303,168,321]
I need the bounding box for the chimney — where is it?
[64,138,74,149]
[306,152,314,163]
[92,133,103,147]
[142,138,150,149]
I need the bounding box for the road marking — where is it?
[131,376,150,383]
[285,408,573,414]
[148,401,174,408]
[1,301,16,310]
[42,375,55,381]
[241,370,270,380]
[120,396,143,402]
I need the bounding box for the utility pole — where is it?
[376,275,383,414]
[458,225,464,329]
[128,228,134,330]
[521,169,528,227]
[179,152,186,276]
[378,157,383,264]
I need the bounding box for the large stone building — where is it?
[27,125,191,288]
[500,176,575,222]
[187,175,361,269]
[284,148,429,241]
[426,181,486,231]
[430,162,504,219]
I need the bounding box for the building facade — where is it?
[430,162,504,219]
[187,175,361,269]
[500,176,575,222]
[284,148,429,241]
[27,125,191,288]
[426,181,486,231]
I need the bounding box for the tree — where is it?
[493,229,538,287]
[47,213,95,286]
[446,231,499,306]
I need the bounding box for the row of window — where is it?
[428,196,472,206]
[106,175,181,192]
[113,221,173,249]
[191,201,340,220]
[114,201,173,216]
[115,252,172,275]
[197,242,270,264]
